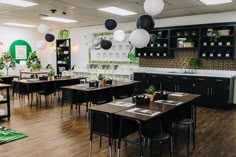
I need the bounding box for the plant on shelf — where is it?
[58,29,70,39]
[27,51,42,71]
[0,51,16,75]
[176,32,182,36]
[149,34,157,47]
[145,85,156,101]
[208,30,220,42]
[183,37,194,48]
[188,57,202,73]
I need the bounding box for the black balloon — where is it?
[105,19,117,30]
[136,15,155,32]
[45,33,55,42]
[100,39,112,50]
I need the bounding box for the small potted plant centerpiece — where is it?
[98,74,105,87]
[27,51,42,72]
[48,70,55,81]
[0,51,16,75]
[144,85,156,101]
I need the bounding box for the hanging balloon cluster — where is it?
[36,24,55,50]
[130,0,164,49]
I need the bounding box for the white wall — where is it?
[50,11,236,69]
[0,25,49,75]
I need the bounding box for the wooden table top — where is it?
[115,93,200,121]
[61,80,139,92]
[20,71,48,74]
[13,77,87,84]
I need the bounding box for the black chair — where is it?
[113,84,134,100]
[12,81,30,106]
[61,89,86,117]
[90,88,113,106]
[173,104,195,157]
[37,82,55,108]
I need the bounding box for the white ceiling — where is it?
[0,0,236,29]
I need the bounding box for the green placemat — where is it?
[0,126,27,144]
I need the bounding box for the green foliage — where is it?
[149,34,157,45]
[26,51,41,69]
[58,29,70,39]
[48,70,55,76]
[0,51,16,70]
[188,58,202,69]
[208,30,220,42]
[98,74,105,80]
[128,52,138,63]
[145,85,156,94]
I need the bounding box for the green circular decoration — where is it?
[9,40,32,64]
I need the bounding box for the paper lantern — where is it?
[129,29,150,48]
[37,24,48,34]
[144,0,164,16]
[113,30,126,42]
[105,19,117,30]
[136,15,155,32]
[45,33,55,42]
[36,40,46,50]
[100,39,112,50]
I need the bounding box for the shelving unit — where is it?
[56,39,71,75]
[0,84,11,120]
[135,22,236,60]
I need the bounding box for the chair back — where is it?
[141,117,163,138]
[113,84,134,99]
[90,88,113,105]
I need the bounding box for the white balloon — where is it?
[113,30,126,42]
[36,40,46,50]
[129,29,150,49]
[144,0,164,16]
[37,24,48,34]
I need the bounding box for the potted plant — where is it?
[188,58,202,73]
[208,30,220,44]
[144,85,156,101]
[149,34,157,47]
[27,51,42,72]
[183,37,194,48]
[0,51,16,75]
[58,29,70,39]
[218,28,230,36]
[98,74,105,87]
[48,70,55,81]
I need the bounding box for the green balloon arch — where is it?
[9,40,32,64]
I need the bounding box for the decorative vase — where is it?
[48,76,53,81]
[32,68,40,72]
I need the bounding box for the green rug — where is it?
[0,126,27,144]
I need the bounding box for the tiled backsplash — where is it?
[139,50,236,71]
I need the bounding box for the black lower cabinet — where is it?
[134,72,233,109]
[133,73,148,94]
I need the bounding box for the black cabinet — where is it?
[133,73,148,94]
[0,84,11,120]
[133,72,233,109]
[56,39,71,75]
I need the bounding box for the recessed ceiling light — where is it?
[199,0,232,5]
[0,0,38,7]
[41,17,78,23]
[3,23,36,28]
[98,7,137,16]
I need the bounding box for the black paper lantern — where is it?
[105,19,117,30]
[136,15,155,32]
[100,39,112,50]
[45,33,55,42]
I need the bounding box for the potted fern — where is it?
[27,51,42,72]
[47,70,55,81]
[0,51,16,75]
[188,57,202,73]
[144,85,156,101]
[98,74,105,87]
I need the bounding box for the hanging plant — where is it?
[128,42,138,64]
[58,29,70,39]
[0,51,16,75]
[26,51,42,70]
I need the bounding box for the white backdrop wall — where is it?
[50,11,236,70]
[0,25,49,75]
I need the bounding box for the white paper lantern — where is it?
[36,40,46,50]
[37,24,48,34]
[113,30,126,42]
[144,0,164,16]
[129,29,150,48]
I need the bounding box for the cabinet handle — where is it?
[167,76,173,79]
[193,83,195,87]
[182,77,188,80]
[211,88,213,95]
[151,75,157,78]
[216,79,223,82]
[198,78,205,81]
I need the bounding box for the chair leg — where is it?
[170,137,173,157]
[187,125,190,156]
[160,141,163,157]
[99,136,102,148]
[192,123,195,149]
[149,139,152,157]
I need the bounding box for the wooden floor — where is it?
[0,95,236,157]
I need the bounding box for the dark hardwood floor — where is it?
[0,95,235,157]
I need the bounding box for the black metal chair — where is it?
[90,88,113,106]
[12,81,30,106]
[37,82,55,108]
